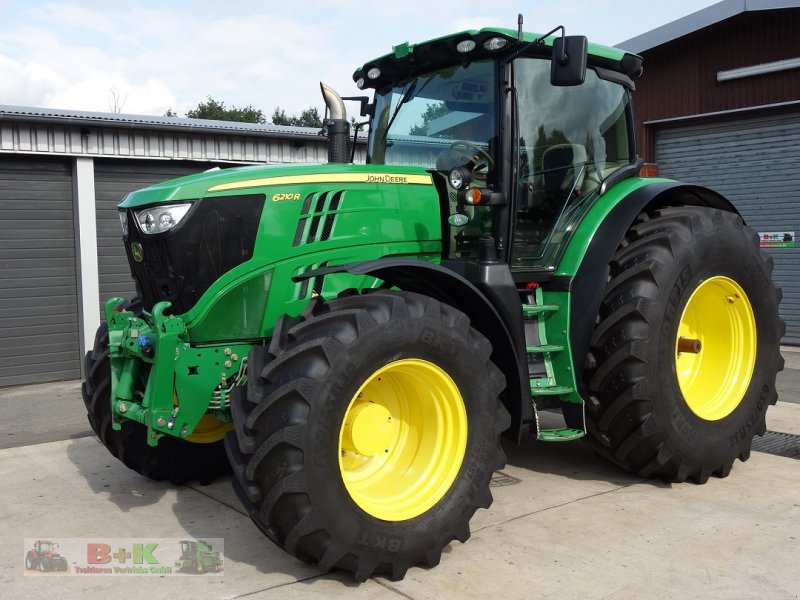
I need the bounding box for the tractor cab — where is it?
[35,540,57,554]
[354,27,641,272]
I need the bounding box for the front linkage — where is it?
[103,297,250,446]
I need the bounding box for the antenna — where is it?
[517,14,524,41]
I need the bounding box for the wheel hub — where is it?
[342,402,394,456]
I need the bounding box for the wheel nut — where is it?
[726,296,735,304]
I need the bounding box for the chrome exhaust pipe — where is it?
[320,82,350,163]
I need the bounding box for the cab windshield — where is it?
[367,60,497,168]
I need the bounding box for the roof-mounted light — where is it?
[483,37,508,51]
[367,67,381,80]
[356,77,366,89]
[456,39,476,53]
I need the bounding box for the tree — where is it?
[183,96,266,123]
[108,88,126,113]
[271,106,322,128]
[409,102,449,136]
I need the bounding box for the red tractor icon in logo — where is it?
[25,540,69,572]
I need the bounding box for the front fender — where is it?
[296,258,530,440]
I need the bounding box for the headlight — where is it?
[118,210,128,236]
[134,203,193,235]
[449,167,471,190]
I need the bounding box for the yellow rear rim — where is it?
[338,359,468,521]
[675,276,756,421]
[186,415,233,443]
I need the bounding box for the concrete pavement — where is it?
[2,348,799,598]
[2,403,799,598]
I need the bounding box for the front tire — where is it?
[82,316,231,485]
[584,206,784,482]
[225,291,508,581]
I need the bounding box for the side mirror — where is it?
[550,36,587,86]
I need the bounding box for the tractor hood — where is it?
[118,163,434,209]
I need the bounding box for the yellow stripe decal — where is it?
[208,172,433,192]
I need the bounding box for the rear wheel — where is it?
[225,290,508,581]
[584,206,783,482]
[82,302,231,485]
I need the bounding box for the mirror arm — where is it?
[505,25,565,64]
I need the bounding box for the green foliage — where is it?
[184,96,266,123]
[409,102,450,136]
[165,98,324,128]
[271,106,323,128]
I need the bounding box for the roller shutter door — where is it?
[655,111,800,344]
[94,160,224,316]
[0,156,80,386]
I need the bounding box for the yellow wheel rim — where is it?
[675,276,756,421]
[186,415,233,443]
[338,359,468,521]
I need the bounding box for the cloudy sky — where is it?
[0,1,721,119]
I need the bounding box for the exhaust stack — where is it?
[320,82,351,164]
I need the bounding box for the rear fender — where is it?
[563,180,740,388]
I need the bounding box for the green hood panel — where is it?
[118,164,435,208]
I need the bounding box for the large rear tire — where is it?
[81,305,231,485]
[225,290,508,581]
[584,206,784,483]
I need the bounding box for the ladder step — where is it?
[529,383,574,396]
[522,304,559,317]
[538,428,586,442]
[526,344,564,354]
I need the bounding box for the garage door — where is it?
[655,111,800,344]
[94,159,225,316]
[0,156,80,386]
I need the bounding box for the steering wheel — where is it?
[436,141,494,182]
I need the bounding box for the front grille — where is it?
[124,194,265,314]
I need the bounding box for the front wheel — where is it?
[225,290,508,581]
[584,206,784,482]
[25,552,37,570]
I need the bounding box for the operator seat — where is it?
[541,143,587,202]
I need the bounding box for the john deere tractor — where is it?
[82,22,783,581]
[175,540,223,573]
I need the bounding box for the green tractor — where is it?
[174,540,223,573]
[82,22,783,581]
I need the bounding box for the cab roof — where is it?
[353,27,642,91]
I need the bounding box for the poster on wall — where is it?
[759,232,796,249]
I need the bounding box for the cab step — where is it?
[526,344,564,354]
[522,303,559,317]
[538,428,585,442]
[529,381,574,396]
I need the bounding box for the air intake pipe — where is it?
[320,82,350,164]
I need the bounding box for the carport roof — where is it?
[616,0,800,54]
